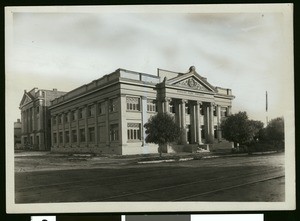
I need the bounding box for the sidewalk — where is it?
[14,150,280,172]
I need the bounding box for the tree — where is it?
[221,111,264,147]
[248,120,264,143]
[144,112,182,157]
[265,117,284,150]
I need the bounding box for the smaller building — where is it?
[14,119,22,149]
[19,88,67,150]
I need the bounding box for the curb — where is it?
[137,157,195,164]
[137,151,280,164]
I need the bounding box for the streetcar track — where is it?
[16,165,281,192]
[93,169,284,201]
[172,175,285,201]
[16,167,283,202]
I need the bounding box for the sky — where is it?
[6,5,294,125]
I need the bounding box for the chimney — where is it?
[17,119,20,123]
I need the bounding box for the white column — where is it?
[208,103,215,142]
[195,101,202,144]
[180,99,187,144]
[217,105,222,140]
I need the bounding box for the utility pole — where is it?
[266,91,268,126]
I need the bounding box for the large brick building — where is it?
[19,88,67,150]
[49,66,234,155]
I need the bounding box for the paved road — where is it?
[15,153,284,203]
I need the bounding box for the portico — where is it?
[155,66,233,151]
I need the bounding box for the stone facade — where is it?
[19,88,67,150]
[49,66,234,155]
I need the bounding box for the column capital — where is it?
[180,99,188,104]
[163,97,172,102]
[195,100,202,105]
[141,96,147,100]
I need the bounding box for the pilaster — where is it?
[62,113,65,147]
[85,105,88,147]
[141,96,148,147]
[94,102,98,146]
[105,99,110,146]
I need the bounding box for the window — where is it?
[36,135,39,145]
[58,115,62,124]
[88,127,95,142]
[98,102,105,115]
[110,124,119,141]
[87,105,93,117]
[126,97,140,111]
[53,133,57,144]
[147,100,156,112]
[80,128,85,142]
[109,98,118,112]
[65,131,70,143]
[71,111,76,121]
[72,130,77,142]
[78,108,83,119]
[53,117,56,125]
[59,132,63,143]
[65,114,69,123]
[127,123,141,141]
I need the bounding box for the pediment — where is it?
[20,93,33,107]
[174,77,213,92]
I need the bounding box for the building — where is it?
[14,119,22,149]
[19,88,67,150]
[49,66,234,155]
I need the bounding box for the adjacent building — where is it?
[14,119,22,149]
[49,66,234,155]
[19,88,67,150]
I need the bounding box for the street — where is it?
[15,152,284,203]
